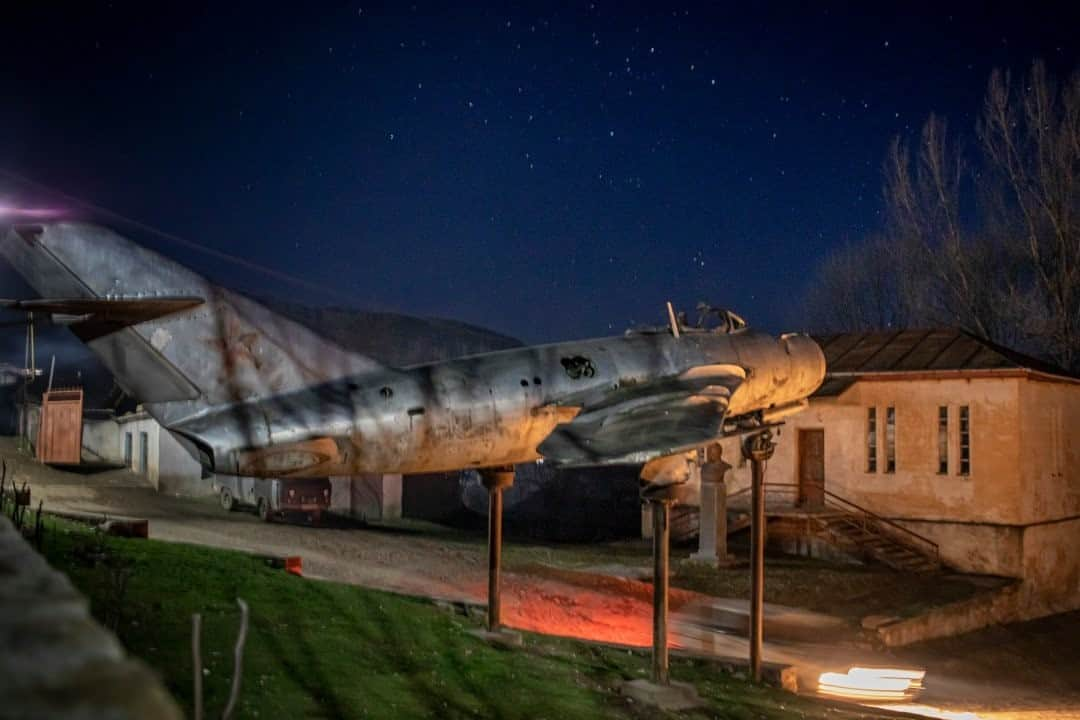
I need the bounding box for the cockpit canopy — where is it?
[626,302,749,337]
[688,303,748,334]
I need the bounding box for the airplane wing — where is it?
[1,296,204,325]
[537,363,746,466]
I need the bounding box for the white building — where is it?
[708,329,1080,626]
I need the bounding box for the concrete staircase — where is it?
[814,512,941,573]
[725,484,942,574]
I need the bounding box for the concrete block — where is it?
[621,678,702,711]
[0,516,182,719]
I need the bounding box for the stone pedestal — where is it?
[690,445,736,567]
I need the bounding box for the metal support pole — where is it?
[650,497,672,685]
[749,452,765,680]
[742,430,775,682]
[488,486,502,630]
[481,468,514,633]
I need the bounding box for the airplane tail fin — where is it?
[0,223,386,421]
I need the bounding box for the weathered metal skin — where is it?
[174,330,824,476]
[2,222,826,479]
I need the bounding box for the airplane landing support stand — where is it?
[649,490,674,685]
[742,429,775,682]
[472,468,521,646]
[620,483,701,711]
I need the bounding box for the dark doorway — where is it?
[798,429,825,509]
[139,431,149,476]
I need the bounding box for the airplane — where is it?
[1,222,825,487]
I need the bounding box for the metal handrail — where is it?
[725,482,940,562]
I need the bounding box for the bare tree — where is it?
[802,60,1080,371]
[978,61,1080,370]
[802,235,912,333]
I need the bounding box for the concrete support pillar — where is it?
[742,430,775,682]
[691,444,735,566]
[480,468,514,632]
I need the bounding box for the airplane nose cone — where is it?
[781,333,827,397]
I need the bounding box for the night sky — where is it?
[3,2,1079,346]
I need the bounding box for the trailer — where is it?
[215,476,330,524]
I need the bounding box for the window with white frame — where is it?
[937,406,948,474]
[866,407,877,473]
[885,406,896,473]
[959,406,970,476]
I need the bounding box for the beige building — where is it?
[718,329,1080,621]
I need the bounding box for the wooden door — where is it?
[798,429,825,509]
[37,389,84,465]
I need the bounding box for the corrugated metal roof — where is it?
[811,328,1076,379]
[812,377,857,397]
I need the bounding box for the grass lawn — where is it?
[40,518,898,720]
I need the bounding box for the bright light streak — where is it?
[850,666,925,680]
[822,667,988,720]
[817,666,926,701]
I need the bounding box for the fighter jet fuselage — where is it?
[2,223,826,481]
[171,328,824,477]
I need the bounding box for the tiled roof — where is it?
[811,328,1077,381]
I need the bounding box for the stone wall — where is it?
[1020,518,1080,617]
[1018,380,1080,524]
[876,583,1022,647]
[81,416,121,464]
[0,516,181,719]
[892,519,1024,578]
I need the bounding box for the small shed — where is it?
[36,388,84,465]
